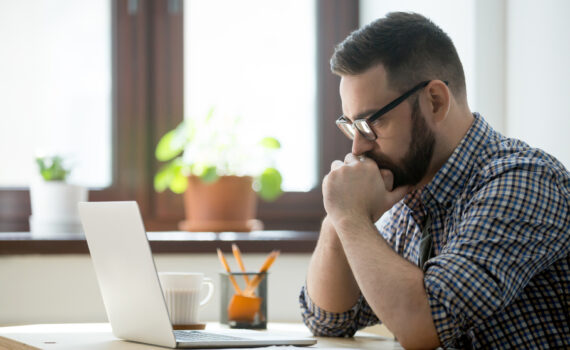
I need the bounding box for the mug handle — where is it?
[200,277,214,306]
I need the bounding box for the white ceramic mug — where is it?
[158,272,214,326]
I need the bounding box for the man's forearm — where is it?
[306,216,360,313]
[334,217,440,350]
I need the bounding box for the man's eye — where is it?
[370,117,384,127]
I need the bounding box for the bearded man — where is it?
[300,12,570,350]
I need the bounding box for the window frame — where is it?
[0,0,358,232]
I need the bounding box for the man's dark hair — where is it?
[331,12,466,102]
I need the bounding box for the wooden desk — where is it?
[0,323,403,349]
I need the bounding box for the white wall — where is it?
[506,0,570,168]
[0,254,311,325]
[474,0,506,132]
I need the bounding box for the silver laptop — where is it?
[78,201,316,348]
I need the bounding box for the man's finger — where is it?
[379,169,394,191]
[344,153,356,164]
[345,153,367,165]
[330,160,344,171]
[386,185,413,204]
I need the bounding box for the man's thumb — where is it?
[379,169,394,191]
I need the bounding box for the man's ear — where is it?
[423,80,450,124]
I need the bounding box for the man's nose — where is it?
[351,131,374,156]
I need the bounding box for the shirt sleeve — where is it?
[297,200,411,337]
[423,164,570,347]
[298,284,380,337]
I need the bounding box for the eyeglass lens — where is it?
[353,120,376,140]
[337,121,356,139]
[336,119,376,141]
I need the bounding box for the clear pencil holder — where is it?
[220,272,268,329]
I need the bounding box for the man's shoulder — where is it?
[470,136,569,188]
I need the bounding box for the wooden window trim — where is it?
[0,0,358,233]
[0,231,319,255]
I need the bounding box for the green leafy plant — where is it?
[36,155,70,181]
[154,108,283,201]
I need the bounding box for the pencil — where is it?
[217,248,242,294]
[244,250,279,295]
[232,244,251,284]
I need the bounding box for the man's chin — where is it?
[368,156,419,189]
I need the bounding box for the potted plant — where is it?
[29,155,88,237]
[154,108,283,232]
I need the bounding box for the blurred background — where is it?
[0,0,569,326]
[1,0,569,232]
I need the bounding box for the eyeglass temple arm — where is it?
[368,80,449,123]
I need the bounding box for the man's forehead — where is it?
[339,64,391,119]
[340,64,389,89]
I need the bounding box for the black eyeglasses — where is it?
[336,80,448,141]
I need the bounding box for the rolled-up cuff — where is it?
[299,284,368,337]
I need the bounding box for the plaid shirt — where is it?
[300,113,570,349]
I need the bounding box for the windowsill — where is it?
[0,231,318,255]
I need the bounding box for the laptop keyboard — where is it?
[174,330,248,342]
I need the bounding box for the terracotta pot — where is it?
[179,175,262,232]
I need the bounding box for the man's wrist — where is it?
[318,216,343,250]
[333,213,374,235]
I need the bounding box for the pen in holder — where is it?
[220,272,268,329]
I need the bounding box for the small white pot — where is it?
[29,179,88,237]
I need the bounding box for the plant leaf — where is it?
[258,167,282,201]
[205,106,215,122]
[169,172,188,194]
[199,166,219,183]
[155,129,183,161]
[36,155,69,181]
[154,165,175,192]
[259,137,281,149]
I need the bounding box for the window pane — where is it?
[184,0,317,192]
[0,0,112,187]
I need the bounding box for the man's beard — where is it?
[366,99,436,189]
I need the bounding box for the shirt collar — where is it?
[421,113,493,213]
